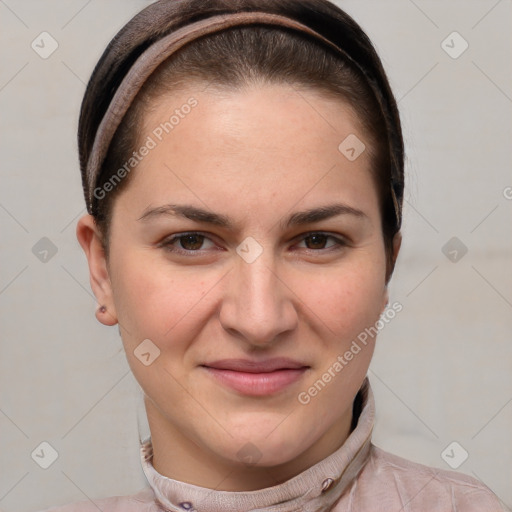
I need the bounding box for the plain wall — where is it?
[0,1,511,510]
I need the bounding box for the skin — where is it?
[77,83,401,491]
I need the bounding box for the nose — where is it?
[218,252,298,348]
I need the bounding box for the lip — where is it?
[201,358,310,396]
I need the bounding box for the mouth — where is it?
[200,358,310,396]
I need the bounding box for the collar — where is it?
[140,376,373,512]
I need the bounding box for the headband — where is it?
[84,10,402,228]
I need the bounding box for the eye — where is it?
[159,231,347,257]
[296,232,346,251]
[159,232,217,254]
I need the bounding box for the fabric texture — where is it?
[39,377,505,511]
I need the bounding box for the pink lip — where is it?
[201,358,309,396]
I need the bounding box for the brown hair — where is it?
[79,0,404,280]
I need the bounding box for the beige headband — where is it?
[86,11,400,225]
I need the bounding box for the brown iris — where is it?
[303,234,330,250]
[179,234,205,250]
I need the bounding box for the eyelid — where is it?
[158,230,350,256]
[158,231,220,254]
[291,231,350,248]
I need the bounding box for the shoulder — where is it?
[349,444,505,511]
[35,487,157,512]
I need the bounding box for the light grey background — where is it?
[0,1,511,510]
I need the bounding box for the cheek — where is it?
[110,250,217,349]
[298,257,387,341]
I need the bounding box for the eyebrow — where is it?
[137,203,367,228]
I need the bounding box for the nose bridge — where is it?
[240,255,278,314]
[220,247,297,345]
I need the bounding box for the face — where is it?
[79,83,391,487]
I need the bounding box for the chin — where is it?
[213,416,316,468]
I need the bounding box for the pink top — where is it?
[39,378,505,511]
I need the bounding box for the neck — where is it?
[144,395,354,491]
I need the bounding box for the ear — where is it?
[382,232,402,310]
[391,231,402,269]
[76,214,118,326]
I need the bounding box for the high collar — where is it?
[140,377,374,512]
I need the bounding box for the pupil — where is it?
[181,234,204,250]
[306,234,327,249]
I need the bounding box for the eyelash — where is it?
[158,231,348,257]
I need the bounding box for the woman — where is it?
[41,0,504,510]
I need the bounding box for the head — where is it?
[76,0,403,487]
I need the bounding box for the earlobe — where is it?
[385,231,402,284]
[392,232,402,265]
[76,214,118,326]
[381,288,390,315]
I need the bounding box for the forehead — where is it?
[115,83,379,221]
